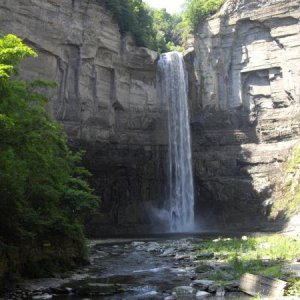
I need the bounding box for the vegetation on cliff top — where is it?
[104,0,225,52]
[0,34,100,281]
[104,0,186,52]
[104,0,156,49]
[183,0,225,29]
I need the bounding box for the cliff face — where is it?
[1,0,300,235]
[188,0,300,230]
[0,0,168,235]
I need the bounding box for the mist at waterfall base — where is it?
[155,52,196,233]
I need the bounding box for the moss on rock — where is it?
[272,144,300,218]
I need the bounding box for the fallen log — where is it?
[239,273,287,298]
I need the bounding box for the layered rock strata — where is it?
[1,0,300,234]
[188,0,300,230]
[0,0,168,235]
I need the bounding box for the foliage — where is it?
[104,0,184,52]
[195,235,300,296]
[104,0,225,51]
[271,144,300,218]
[183,0,225,30]
[104,0,156,49]
[0,34,100,279]
[286,277,300,296]
[151,9,185,52]
[0,34,37,78]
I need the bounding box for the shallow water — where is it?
[59,241,190,299]
[27,237,252,300]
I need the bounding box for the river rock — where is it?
[191,280,215,290]
[224,281,240,292]
[207,283,220,293]
[32,294,52,300]
[95,251,110,258]
[132,242,145,247]
[195,291,211,299]
[76,283,125,296]
[145,242,161,253]
[175,254,191,261]
[49,287,73,295]
[161,248,176,257]
[4,289,32,300]
[164,296,176,300]
[172,286,195,296]
[195,264,214,273]
[138,291,163,299]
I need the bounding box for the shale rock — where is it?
[186,0,300,231]
[0,0,168,236]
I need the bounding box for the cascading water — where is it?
[158,52,195,232]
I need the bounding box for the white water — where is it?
[158,52,195,232]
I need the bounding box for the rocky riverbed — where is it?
[2,237,256,300]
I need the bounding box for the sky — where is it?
[143,0,185,14]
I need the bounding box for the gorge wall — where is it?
[187,0,300,230]
[0,0,169,236]
[1,0,300,235]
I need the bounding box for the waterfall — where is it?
[158,52,195,232]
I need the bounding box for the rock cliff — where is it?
[1,0,300,234]
[188,0,300,230]
[0,0,168,236]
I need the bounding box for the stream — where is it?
[17,237,252,300]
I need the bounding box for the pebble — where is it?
[195,291,211,299]
[32,294,52,300]
[172,286,194,295]
[161,247,176,257]
[131,241,145,247]
[164,296,176,300]
[191,279,215,289]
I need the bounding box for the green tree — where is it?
[104,0,156,48]
[0,34,100,279]
[183,0,225,30]
[104,0,225,52]
[151,9,184,52]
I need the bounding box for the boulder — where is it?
[195,291,211,299]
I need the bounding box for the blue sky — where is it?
[143,0,185,14]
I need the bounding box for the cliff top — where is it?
[219,0,293,16]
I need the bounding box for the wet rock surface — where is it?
[5,238,253,300]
